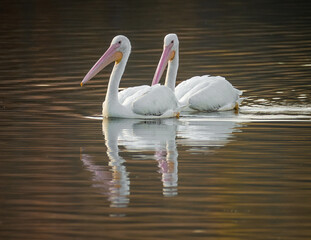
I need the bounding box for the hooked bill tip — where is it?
[80,82,83,87]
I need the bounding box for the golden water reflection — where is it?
[1,0,311,239]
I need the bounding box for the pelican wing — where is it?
[118,85,150,105]
[175,75,207,101]
[176,75,242,112]
[131,85,179,116]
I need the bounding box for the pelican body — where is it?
[81,35,180,119]
[152,34,243,112]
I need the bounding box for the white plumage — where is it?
[119,84,178,116]
[176,75,242,112]
[152,34,243,112]
[81,35,180,119]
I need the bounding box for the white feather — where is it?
[132,85,179,116]
[83,35,180,119]
[118,85,150,106]
[176,75,242,112]
[153,34,243,113]
[116,84,179,116]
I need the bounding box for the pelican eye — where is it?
[171,40,174,43]
[118,41,122,44]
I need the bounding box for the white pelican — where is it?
[152,34,243,112]
[81,35,180,119]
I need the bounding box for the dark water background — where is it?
[1,0,311,239]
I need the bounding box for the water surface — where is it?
[1,0,311,239]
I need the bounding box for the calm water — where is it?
[1,0,311,239]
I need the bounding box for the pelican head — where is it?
[152,33,179,86]
[81,35,131,86]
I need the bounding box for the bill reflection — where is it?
[80,149,130,208]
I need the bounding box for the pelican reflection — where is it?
[81,147,129,208]
[177,112,242,150]
[102,118,179,197]
[81,118,179,208]
[81,112,241,207]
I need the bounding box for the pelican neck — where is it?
[165,48,179,92]
[105,56,128,103]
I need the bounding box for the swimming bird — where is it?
[152,34,243,112]
[81,35,180,119]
